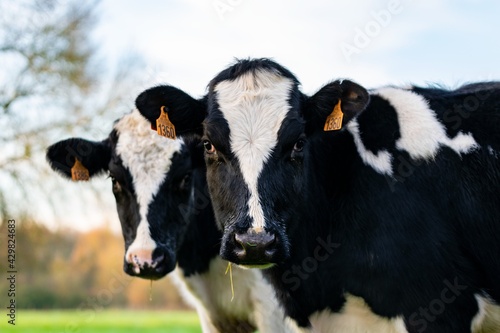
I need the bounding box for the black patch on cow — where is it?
[356,94,401,155]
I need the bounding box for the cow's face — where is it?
[201,65,305,267]
[135,59,369,267]
[47,110,197,279]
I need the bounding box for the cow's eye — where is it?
[293,139,305,152]
[203,140,216,154]
[111,177,122,193]
[291,138,306,162]
[107,173,117,182]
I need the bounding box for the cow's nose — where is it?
[124,248,168,280]
[233,231,277,265]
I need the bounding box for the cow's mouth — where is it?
[220,229,288,267]
[123,248,175,280]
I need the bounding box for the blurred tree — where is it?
[0,0,188,312]
[0,0,142,223]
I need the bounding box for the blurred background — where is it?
[0,0,499,332]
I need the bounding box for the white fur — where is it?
[471,294,500,333]
[114,109,183,265]
[375,88,479,160]
[348,88,481,175]
[347,120,394,175]
[472,294,488,332]
[172,257,300,333]
[306,294,408,333]
[215,70,293,231]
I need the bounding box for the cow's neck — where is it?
[261,122,369,326]
[176,170,221,277]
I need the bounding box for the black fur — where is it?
[46,138,110,178]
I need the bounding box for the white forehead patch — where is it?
[115,109,183,256]
[215,70,293,231]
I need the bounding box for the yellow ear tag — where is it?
[156,106,176,140]
[71,158,90,181]
[323,100,344,131]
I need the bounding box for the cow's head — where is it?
[136,58,369,268]
[46,110,203,279]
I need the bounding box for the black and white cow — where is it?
[135,58,500,333]
[46,109,298,333]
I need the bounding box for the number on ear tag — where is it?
[71,158,90,181]
[324,100,344,131]
[156,106,176,140]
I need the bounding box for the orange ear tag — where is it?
[156,106,176,140]
[71,158,90,181]
[323,100,344,131]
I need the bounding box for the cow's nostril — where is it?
[152,254,165,268]
[234,233,246,249]
[233,231,277,262]
[124,249,172,280]
[262,233,276,247]
[125,247,158,275]
[221,230,284,266]
[233,234,246,259]
[264,247,277,257]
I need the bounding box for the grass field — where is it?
[0,310,202,333]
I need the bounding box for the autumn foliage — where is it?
[0,220,189,310]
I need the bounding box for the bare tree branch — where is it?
[0,0,142,222]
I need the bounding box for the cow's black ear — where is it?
[135,85,207,136]
[46,138,111,179]
[305,79,370,133]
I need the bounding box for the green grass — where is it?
[0,309,202,333]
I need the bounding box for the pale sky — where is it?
[43,0,500,231]
[95,0,500,96]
